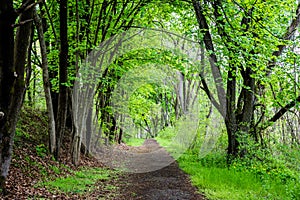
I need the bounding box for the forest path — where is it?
[113,139,206,200]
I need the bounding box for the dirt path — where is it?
[4,138,205,199]
[111,139,206,200]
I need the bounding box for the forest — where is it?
[0,0,300,199]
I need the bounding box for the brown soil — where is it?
[112,139,206,200]
[115,162,205,200]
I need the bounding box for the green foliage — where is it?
[35,144,48,158]
[15,106,48,143]
[197,152,227,168]
[178,150,300,200]
[15,127,30,140]
[124,138,145,146]
[49,165,61,175]
[41,168,118,194]
[156,116,199,159]
[177,137,300,200]
[156,127,182,158]
[20,1,300,198]
[129,83,160,123]
[155,126,176,148]
[157,126,176,141]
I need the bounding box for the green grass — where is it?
[124,138,145,146]
[154,125,300,199]
[156,137,186,158]
[155,136,171,148]
[177,152,300,200]
[155,126,189,159]
[39,167,118,194]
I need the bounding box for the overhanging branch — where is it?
[269,95,300,123]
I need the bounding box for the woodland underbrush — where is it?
[3,107,119,199]
[177,141,300,200]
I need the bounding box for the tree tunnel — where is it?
[71,28,223,171]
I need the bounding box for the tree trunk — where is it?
[84,106,92,154]
[0,0,33,193]
[24,26,34,106]
[71,81,94,165]
[55,0,69,160]
[33,9,56,154]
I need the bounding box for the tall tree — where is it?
[192,0,300,160]
[33,8,56,154]
[55,0,69,160]
[71,0,151,165]
[0,0,34,192]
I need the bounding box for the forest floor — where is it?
[3,136,205,199]
[0,107,204,199]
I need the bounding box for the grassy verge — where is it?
[156,126,194,159]
[124,138,145,146]
[37,167,118,195]
[155,124,300,200]
[177,151,300,200]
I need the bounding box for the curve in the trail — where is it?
[93,139,175,173]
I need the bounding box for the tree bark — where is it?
[0,0,33,193]
[71,82,94,165]
[192,1,300,160]
[33,9,56,154]
[192,0,226,117]
[193,0,256,159]
[55,0,69,160]
[269,95,300,123]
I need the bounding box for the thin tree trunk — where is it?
[85,105,93,153]
[24,26,34,105]
[33,9,56,154]
[71,82,94,165]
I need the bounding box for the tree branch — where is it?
[16,0,42,15]
[192,0,226,117]
[12,19,33,28]
[269,95,300,123]
[199,73,222,116]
